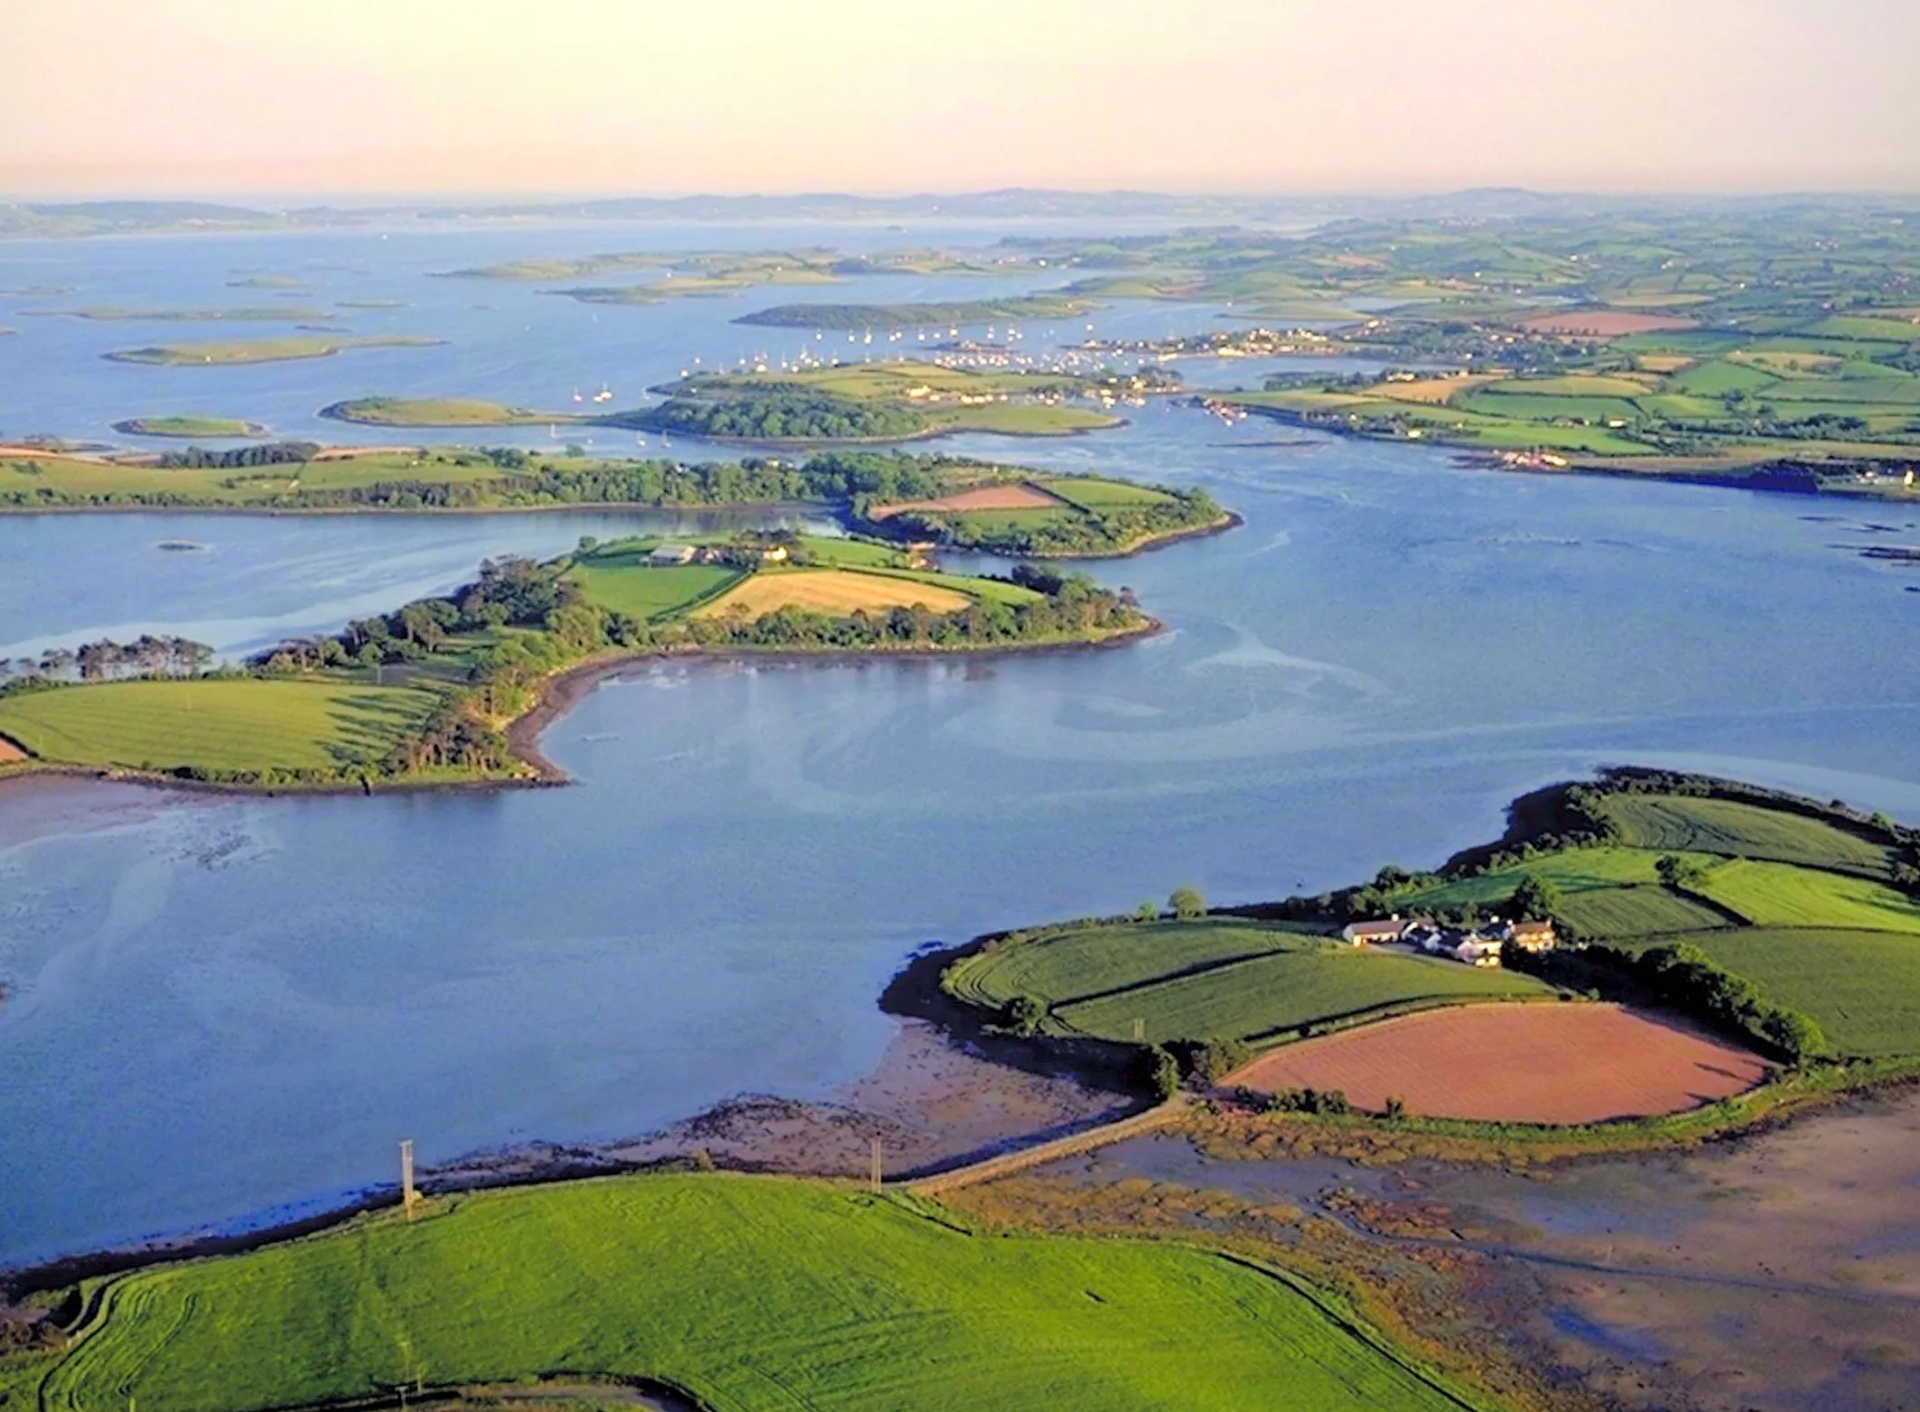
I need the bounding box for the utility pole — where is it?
[400,1139,419,1219]
[1132,1017,1145,1043]
[869,1137,883,1195]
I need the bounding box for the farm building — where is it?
[650,544,697,566]
[1502,919,1557,952]
[1449,936,1503,968]
[1341,918,1405,945]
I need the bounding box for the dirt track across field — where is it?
[1226,1003,1769,1124]
[868,483,1065,518]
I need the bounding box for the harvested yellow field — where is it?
[1377,374,1497,405]
[696,569,972,620]
[1635,354,1695,373]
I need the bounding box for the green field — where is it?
[567,556,745,620]
[15,1174,1472,1412]
[948,918,1550,1046]
[1598,794,1900,877]
[1623,928,1920,1058]
[1687,858,1920,934]
[110,415,265,438]
[1042,476,1180,510]
[0,678,441,773]
[103,335,444,366]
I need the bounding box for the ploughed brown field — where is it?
[868,483,1065,518]
[0,732,26,762]
[1226,1003,1769,1124]
[1517,310,1698,337]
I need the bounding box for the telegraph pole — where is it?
[869,1137,883,1194]
[400,1139,419,1219]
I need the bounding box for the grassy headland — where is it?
[102,335,444,366]
[923,770,1920,1108]
[0,1174,1482,1412]
[0,526,1155,792]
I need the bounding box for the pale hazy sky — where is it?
[5,0,1917,198]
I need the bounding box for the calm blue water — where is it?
[1,224,1917,1266]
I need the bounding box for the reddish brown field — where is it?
[1517,310,1698,337]
[1226,1003,1768,1124]
[0,734,26,763]
[868,482,1065,519]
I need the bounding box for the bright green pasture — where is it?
[948,402,1118,436]
[0,679,440,772]
[1455,390,1643,425]
[1553,884,1734,938]
[1598,795,1900,878]
[567,556,744,620]
[1667,360,1778,396]
[1689,858,1920,934]
[859,565,1045,607]
[1625,929,1920,1059]
[1482,374,1651,397]
[22,1175,1471,1412]
[949,917,1548,1045]
[1042,476,1179,509]
[800,534,908,567]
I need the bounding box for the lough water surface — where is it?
[2,225,1918,1265]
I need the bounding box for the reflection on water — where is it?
[2,224,1920,1267]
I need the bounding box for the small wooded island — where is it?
[0,449,1227,794]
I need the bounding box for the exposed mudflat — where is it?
[1047,1085,1920,1412]
[432,1019,1130,1189]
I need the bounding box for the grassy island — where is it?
[111,415,267,438]
[737,294,1095,329]
[0,524,1153,792]
[925,770,1920,1131]
[627,360,1137,442]
[319,396,578,428]
[102,335,444,367]
[0,1174,1479,1412]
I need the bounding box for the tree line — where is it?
[0,634,215,689]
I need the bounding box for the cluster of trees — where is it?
[0,634,214,686]
[1613,942,1826,1064]
[157,441,318,469]
[632,393,928,442]
[1261,1085,1356,1116]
